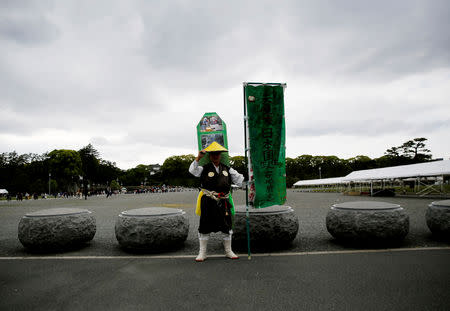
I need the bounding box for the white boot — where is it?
[196,239,208,262]
[223,239,239,259]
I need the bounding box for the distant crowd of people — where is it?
[9,192,78,201]
[3,186,192,201]
[9,192,40,201]
[138,185,188,193]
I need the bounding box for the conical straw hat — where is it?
[204,141,228,152]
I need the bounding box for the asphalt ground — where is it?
[1,191,449,310]
[1,249,449,311]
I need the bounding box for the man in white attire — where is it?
[189,142,244,262]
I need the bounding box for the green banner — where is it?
[196,112,230,166]
[245,83,286,208]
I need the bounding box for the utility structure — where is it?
[48,173,51,196]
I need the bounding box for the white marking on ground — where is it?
[0,246,448,260]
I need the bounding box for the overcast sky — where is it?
[1,0,449,169]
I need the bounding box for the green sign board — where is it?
[244,83,286,208]
[196,112,230,166]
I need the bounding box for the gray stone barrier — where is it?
[18,208,96,250]
[115,207,189,251]
[326,201,409,242]
[426,200,450,238]
[233,205,299,249]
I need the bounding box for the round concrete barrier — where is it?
[426,200,450,238]
[115,207,189,251]
[233,205,299,249]
[326,201,409,242]
[18,208,96,250]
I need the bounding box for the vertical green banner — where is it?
[196,112,230,166]
[245,83,286,208]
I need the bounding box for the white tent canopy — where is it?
[294,177,347,187]
[0,189,8,194]
[343,159,450,182]
[293,160,450,186]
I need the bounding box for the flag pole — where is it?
[243,83,251,260]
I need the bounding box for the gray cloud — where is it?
[278,1,450,79]
[292,118,450,137]
[0,0,449,167]
[0,116,33,135]
[0,15,59,45]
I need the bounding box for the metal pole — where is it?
[243,83,251,260]
[48,173,51,197]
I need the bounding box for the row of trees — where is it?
[285,137,432,186]
[0,144,122,195]
[0,138,433,194]
[160,137,433,187]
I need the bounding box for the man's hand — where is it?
[196,150,206,162]
[241,181,247,190]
